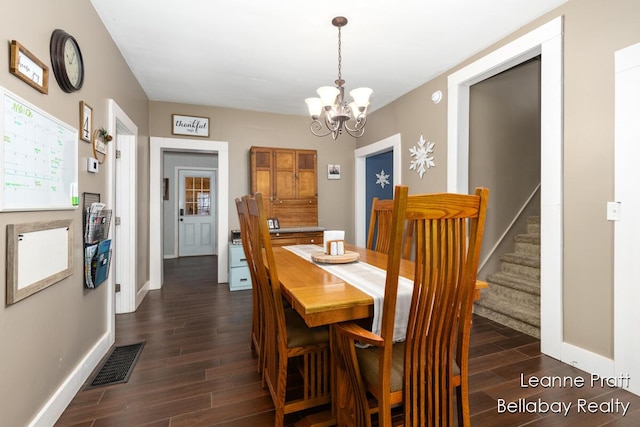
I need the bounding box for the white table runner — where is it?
[283,244,414,342]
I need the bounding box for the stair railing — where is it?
[478,183,540,272]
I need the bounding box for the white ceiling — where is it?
[90,0,567,116]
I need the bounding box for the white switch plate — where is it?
[87,158,99,173]
[607,201,621,221]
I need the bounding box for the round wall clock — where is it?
[50,29,84,93]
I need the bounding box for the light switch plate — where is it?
[87,158,99,173]
[607,201,621,221]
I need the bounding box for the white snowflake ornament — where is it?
[375,169,390,188]
[409,134,436,178]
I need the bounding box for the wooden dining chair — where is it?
[367,197,416,261]
[244,192,331,426]
[366,197,395,254]
[332,186,489,427]
[235,197,264,377]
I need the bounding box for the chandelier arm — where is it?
[343,114,367,134]
[324,114,342,133]
[343,126,366,138]
[309,119,335,138]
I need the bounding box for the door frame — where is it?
[175,167,218,257]
[150,137,229,289]
[106,100,139,322]
[354,133,402,247]
[448,17,564,360]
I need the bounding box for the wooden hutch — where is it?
[250,146,325,246]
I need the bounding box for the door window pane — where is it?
[184,176,211,215]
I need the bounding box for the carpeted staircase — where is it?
[474,216,540,338]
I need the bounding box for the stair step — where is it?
[514,234,540,257]
[527,216,540,235]
[487,272,540,296]
[475,290,540,326]
[478,283,539,313]
[474,306,540,339]
[500,253,540,280]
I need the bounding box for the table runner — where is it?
[283,244,414,342]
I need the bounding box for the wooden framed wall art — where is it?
[6,219,73,304]
[172,114,210,137]
[80,101,93,143]
[9,40,49,94]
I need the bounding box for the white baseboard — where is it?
[28,332,112,427]
[163,254,177,259]
[560,341,615,379]
[136,280,150,309]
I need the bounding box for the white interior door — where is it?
[178,168,216,257]
[614,41,640,396]
[107,100,139,317]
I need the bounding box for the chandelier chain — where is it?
[337,26,342,84]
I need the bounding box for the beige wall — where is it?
[357,0,640,358]
[0,1,149,425]
[149,102,358,242]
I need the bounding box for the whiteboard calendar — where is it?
[1,86,78,211]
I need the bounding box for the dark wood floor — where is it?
[56,256,639,426]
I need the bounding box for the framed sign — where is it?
[79,101,93,143]
[172,114,210,137]
[9,40,49,94]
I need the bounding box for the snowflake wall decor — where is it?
[375,169,390,188]
[409,134,436,178]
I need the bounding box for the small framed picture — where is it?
[80,101,93,143]
[267,219,275,229]
[9,40,49,94]
[328,164,341,180]
[273,218,280,229]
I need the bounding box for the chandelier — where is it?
[305,16,372,140]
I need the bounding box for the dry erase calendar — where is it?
[0,85,78,211]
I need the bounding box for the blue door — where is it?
[365,151,394,242]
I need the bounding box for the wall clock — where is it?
[50,29,84,93]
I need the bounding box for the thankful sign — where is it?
[172,114,210,137]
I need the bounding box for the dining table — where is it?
[272,243,487,329]
[270,243,488,427]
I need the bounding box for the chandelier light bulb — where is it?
[349,87,373,108]
[317,86,340,108]
[305,97,322,118]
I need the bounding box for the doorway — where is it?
[150,137,229,289]
[365,150,394,243]
[177,168,216,257]
[448,17,563,360]
[354,133,402,247]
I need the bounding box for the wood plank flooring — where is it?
[56,256,639,426]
